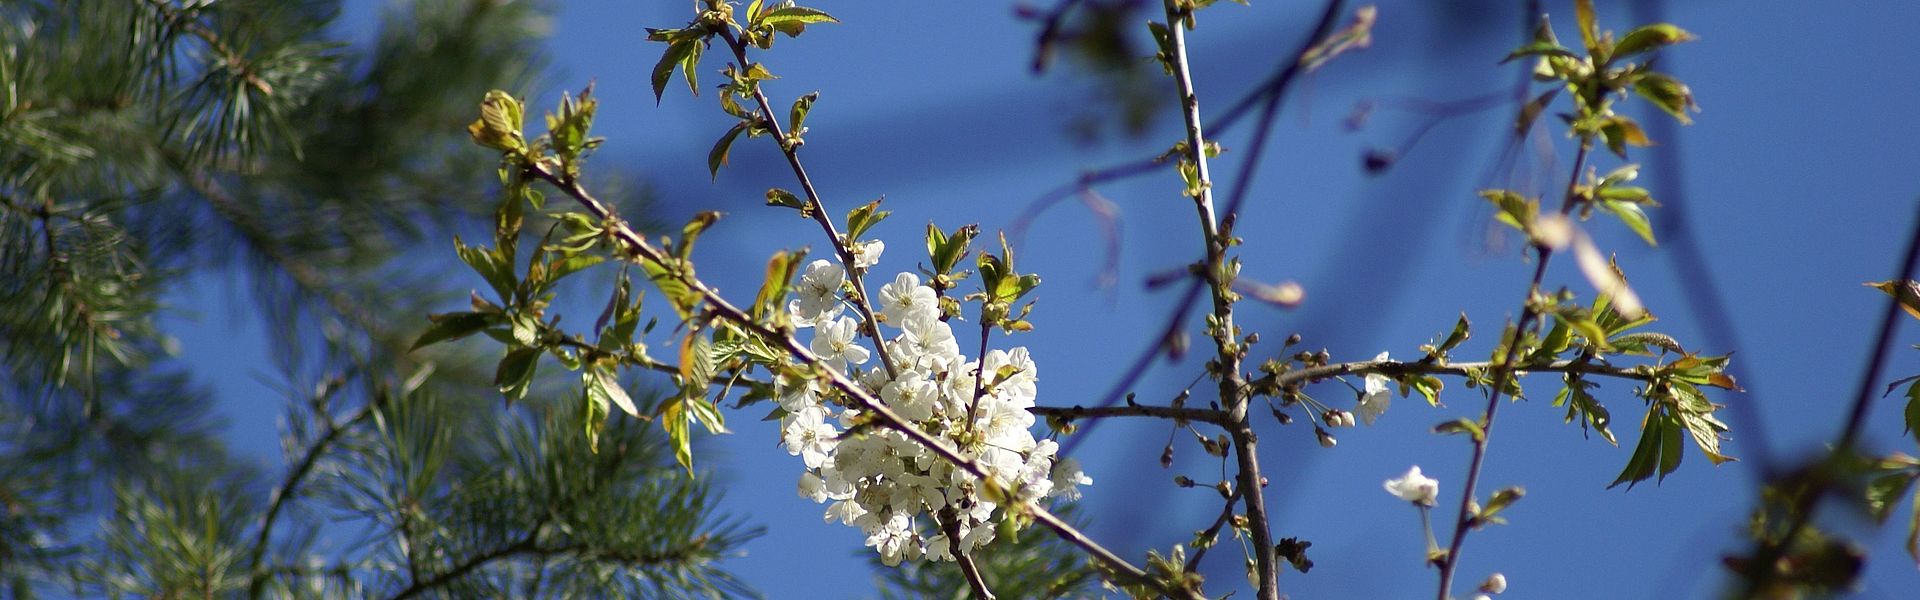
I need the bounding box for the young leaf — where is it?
[790,92,818,134]
[494,346,541,400]
[1574,0,1600,55]
[653,40,699,102]
[1634,73,1698,124]
[760,6,838,37]
[1613,23,1696,60]
[590,367,641,418]
[411,312,494,351]
[1601,200,1658,246]
[1866,473,1917,523]
[1905,378,1920,445]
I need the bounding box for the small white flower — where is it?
[789,260,847,327]
[851,239,885,270]
[782,407,839,469]
[878,272,939,325]
[798,471,829,502]
[1325,409,1356,428]
[1358,351,1392,425]
[810,316,871,371]
[1049,457,1093,501]
[1471,595,1492,600]
[1384,465,1439,506]
[1480,572,1507,595]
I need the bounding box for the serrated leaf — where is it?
[766,187,806,211]
[1479,189,1538,234]
[653,40,698,102]
[411,312,493,351]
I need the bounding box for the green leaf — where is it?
[845,198,890,241]
[1601,200,1658,247]
[1599,115,1651,159]
[1613,23,1696,60]
[411,312,494,351]
[590,367,640,417]
[494,346,540,401]
[467,90,526,152]
[681,331,716,387]
[678,211,723,259]
[583,381,610,453]
[659,398,695,474]
[1634,73,1698,124]
[1868,473,1918,523]
[1433,418,1485,441]
[790,92,818,134]
[1574,0,1600,55]
[753,249,807,322]
[641,259,700,320]
[1906,379,1920,445]
[653,40,699,102]
[706,122,746,179]
[1501,42,1578,65]
[760,6,838,37]
[766,187,807,211]
[1478,189,1538,234]
[680,37,704,96]
[1610,406,1665,489]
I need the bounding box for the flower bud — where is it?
[1316,429,1337,448]
[1480,573,1507,594]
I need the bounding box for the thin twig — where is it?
[715,27,898,379]
[1160,1,1285,597]
[245,401,381,597]
[1434,139,1591,600]
[1060,0,1349,456]
[1030,403,1228,426]
[1184,485,1245,572]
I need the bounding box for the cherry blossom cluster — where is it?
[778,252,1091,565]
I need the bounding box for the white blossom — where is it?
[851,239,885,269]
[1384,465,1439,506]
[774,269,1090,566]
[1358,351,1392,425]
[878,272,939,325]
[789,260,846,327]
[782,406,838,469]
[809,316,871,371]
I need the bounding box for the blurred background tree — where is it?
[0,1,758,597]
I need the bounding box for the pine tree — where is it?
[0,2,752,597]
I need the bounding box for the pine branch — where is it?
[245,399,382,598]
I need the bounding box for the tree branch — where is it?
[1434,138,1591,600]
[521,161,1195,599]
[715,27,899,379]
[1158,0,1278,596]
[245,400,381,598]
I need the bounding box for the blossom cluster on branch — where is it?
[781,258,1089,565]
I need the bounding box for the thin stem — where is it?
[1030,404,1229,426]
[1059,0,1348,457]
[524,162,1194,599]
[1160,2,1279,597]
[716,27,897,379]
[1434,139,1591,600]
[1183,485,1244,572]
[965,322,993,436]
[245,401,380,598]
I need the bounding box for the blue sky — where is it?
[166,0,1920,597]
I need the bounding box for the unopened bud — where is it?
[1480,573,1507,595]
[1174,475,1195,488]
[1316,429,1337,448]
